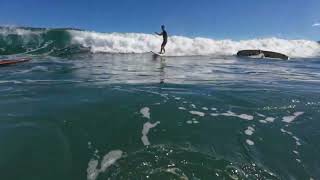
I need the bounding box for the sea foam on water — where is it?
[70,30,320,58]
[1,27,319,58]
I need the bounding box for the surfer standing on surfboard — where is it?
[155,25,168,54]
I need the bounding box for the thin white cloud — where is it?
[312,23,320,27]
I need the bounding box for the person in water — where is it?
[155,25,168,54]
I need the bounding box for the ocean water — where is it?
[0,27,320,180]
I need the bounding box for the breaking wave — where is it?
[0,26,319,58]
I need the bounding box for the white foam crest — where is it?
[189,111,205,117]
[141,121,160,146]
[87,150,123,180]
[0,27,44,49]
[280,128,302,146]
[87,159,99,180]
[140,107,150,119]
[0,27,42,36]
[265,117,275,122]
[178,107,186,110]
[210,111,254,121]
[282,112,304,123]
[69,30,320,58]
[256,113,266,117]
[238,114,254,121]
[259,117,275,124]
[190,104,197,108]
[202,107,209,111]
[100,150,123,171]
[246,139,255,146]
[244,126,255,136]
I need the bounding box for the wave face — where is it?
[0,27,88,56]
[1,26,320,58]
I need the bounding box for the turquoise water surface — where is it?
[0,53,319,179]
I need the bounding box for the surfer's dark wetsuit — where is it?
[156,25,168,54]
[161,30,168,47]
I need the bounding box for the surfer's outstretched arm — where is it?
[155,32,163,36]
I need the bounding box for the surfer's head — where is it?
[161,25,165,30]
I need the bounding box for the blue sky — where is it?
[1,0,320,40]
